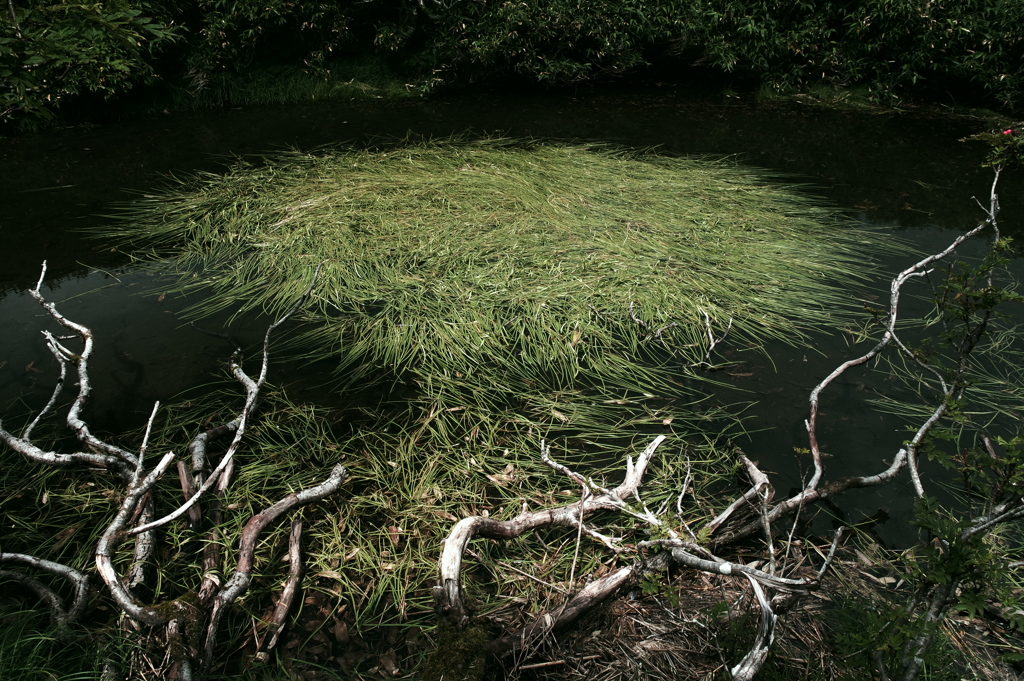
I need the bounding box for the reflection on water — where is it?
[711,225,1018,546]
[2,88,1020,294]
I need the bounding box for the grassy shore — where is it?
[2,139,916,679]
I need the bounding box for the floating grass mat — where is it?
[108,138,889,431]
[13,140,899,677]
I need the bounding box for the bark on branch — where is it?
[433,436,666,624]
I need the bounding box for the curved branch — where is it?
[710,449,908,548]
[0,421,131,476]
[21,340,68,441]
[202,464,348,671]
[730,575,777,681]
[94,452,178,626]
[434,437,666,623]
[129,265,321,537]
[28,263,138,470]
[486,566,636,656]
[255,519,304,663]
[803,218,993,493]
[0,553,91,628]
[0,570,70,627]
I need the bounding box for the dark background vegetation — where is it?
[4,0,1024,127]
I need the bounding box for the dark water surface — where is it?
[2,87,1021,546]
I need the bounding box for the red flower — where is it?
[1003,129,1013,135]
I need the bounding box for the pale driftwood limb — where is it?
[130,266,321,538]
[21,341,68,441]
[730,575,776,681]
[0,423,128,475]
[95,451,180,626]
[628,300,647,327]
[29,262,139,470]
[434,437,667,623]
[3,263,332,678]
[126,403,163,594]
[255,519,304,663]
[816,527,845,580]
[973,165,1002,242]
[0,553,91,633]
[701,309,733,365]
[740,455,772,501]
[188,421,238,474]
[742,456,777,575]
[711,448,909,548]
[0,553,91,625]
[543,441,592,586]
[676,456,693,517]
[802,218,992,495]
[202,464,348,672]
[705,455,771,534]
[963,501,1024,539]
[487,566,636,657]
[638,540,814,592]
[129,371,255,537]
[0,265,140,479]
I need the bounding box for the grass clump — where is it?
[0,607,99,681]
[27,138,902,675]
[107,137,890,429]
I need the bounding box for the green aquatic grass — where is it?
[38,383,727,676]
[214,387,733,674]
[106,137,892,425]
[0,138,904,676]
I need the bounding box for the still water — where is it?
[1,86,1021,546]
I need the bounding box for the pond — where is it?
[1,85,1021,549]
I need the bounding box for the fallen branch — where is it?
[255,519,304,663]
[1,262,342,680]
[202,465,348,671]
[0,553,91,632]
[487,566,636,656]
[433,436,666,623]
[730,575,777,681]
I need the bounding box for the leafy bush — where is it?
[1,1,179,121]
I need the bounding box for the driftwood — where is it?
[0,262,345,680]
[429,164,1014,680]
[433,436,667,625]
[3,155,1019,681]
[255,519,304,663]
[433,432,842,677]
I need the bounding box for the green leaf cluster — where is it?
[397,1,1024,107]
[419,0,689,86]
[179,0,357,78]
[1,0,180,121]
